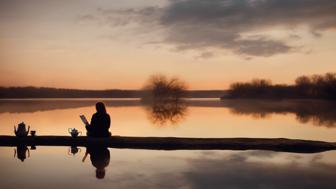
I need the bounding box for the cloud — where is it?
[93,0,336,57]
[78,14,97,21]
[197,51,215,59]
[96,7,163,27]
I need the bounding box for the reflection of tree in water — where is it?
[230,109,272,119]
[142,74,188,126]
[294,104,336,127]
[222,100,336,127]
[143,99,188,126]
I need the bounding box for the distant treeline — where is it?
[0,87,227,98]
[224,73,336,100]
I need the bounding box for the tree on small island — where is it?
[142,74,187,102]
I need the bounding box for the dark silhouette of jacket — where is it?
[86,112,111,137]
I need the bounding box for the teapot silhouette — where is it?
[14,145,30,162]
[68,128,81,137]
[14,122,30,137]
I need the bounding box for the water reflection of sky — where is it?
[1,99,336,141]
[0,147,336,189]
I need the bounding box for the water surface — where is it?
[1,99,336,189]
[1,147,336,189]
[1,99,336,141]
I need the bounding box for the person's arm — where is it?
[90,114,96,127]
[86,114,95,132]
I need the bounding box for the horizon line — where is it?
[0,86,229,91]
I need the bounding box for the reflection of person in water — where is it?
[82,146,110,179]
[86,102,111,137]
[14,145,30,162]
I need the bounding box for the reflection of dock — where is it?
[0,136,335,153]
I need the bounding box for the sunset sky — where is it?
[1,0,335,90]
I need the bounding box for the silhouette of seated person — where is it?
[82,146,110,179]
[86,102,111,137]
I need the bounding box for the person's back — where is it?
[86,102,111,137]
[90,112,110,137]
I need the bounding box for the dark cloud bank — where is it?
[95,0,336,57]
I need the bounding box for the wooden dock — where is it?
[1,135,335,153]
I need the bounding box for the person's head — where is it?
[90,147,110,179]
[96,102,106,114]
[96,168,106,179]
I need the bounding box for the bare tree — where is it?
[142,74,187,101]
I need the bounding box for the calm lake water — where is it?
[1,99,336,188]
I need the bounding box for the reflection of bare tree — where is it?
[295,106,336,127]
[221,100,336,127]
[229,107,272,119]
[142,74,188,126]
[143,99,188,126]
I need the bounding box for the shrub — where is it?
[142,74,187,101]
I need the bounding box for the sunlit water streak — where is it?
[1,99,336,141]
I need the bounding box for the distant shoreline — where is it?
[0,87,227,99]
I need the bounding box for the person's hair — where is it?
[96,102,107,114]
[96,169,105,179]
